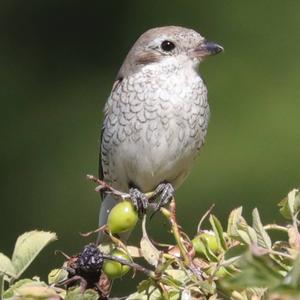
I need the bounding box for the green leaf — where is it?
[165,269,187,284]
[82,289,99,300]
[227,207,248,239]
[278,197,291,220]
[223,244,248,266]
[252,208,272,249]
[209,214,227,250]
[237,230,252,245]
[279,189,300,220]
[247,226,258,244]
[3,279,35,298]
[3,279,59,299]
[285,254,300,289]
[11,231,57,278]
[0,253,16,278]
[48,268,68,285]
[137,279,153,293]
[65,287,99,300]
[15,285,58,299]
[222,250,283,290]
[128,285,180,300]
[237,226,257,245]
[127,285,162,300]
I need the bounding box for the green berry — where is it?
[103,249,131,279]
[192,231,220,255]
[107,201,138,234]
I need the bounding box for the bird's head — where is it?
[117,26,223,79]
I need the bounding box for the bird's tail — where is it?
[97,194,117,243]
[97,194,132,243]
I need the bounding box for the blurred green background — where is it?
[1,0,300,296]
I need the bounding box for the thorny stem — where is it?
[161,199,204,280]
[161,198,191,266]
[87,174,156,201]
[80,225,107,238]
[87,175,130,199]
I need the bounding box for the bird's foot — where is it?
[129,187,148,216]
[151,183,175,215]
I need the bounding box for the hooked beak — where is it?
[192,41,224,58]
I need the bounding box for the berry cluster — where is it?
[76,244,103,276]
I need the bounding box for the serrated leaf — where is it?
[11,231,57,278]
[209,214,227,250]
[237,229,251,244]
[227,207,247,238]
[127,285,161,300]
[278,197,291,220]
[128,285,180,300]
[3,279,35,298]
[279,189,300,220]
[165,269,187,284]
[223,244,248,266]
[289,189,300,218]
[82,289,99,300]
[140,216,161,267]
[0,253,16,278]
[252,208,272,249]
[65,287,99,300]
[15,285,58,299]
[223,250,283,290]
[247,226,258,244]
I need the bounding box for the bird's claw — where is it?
[129,188,148,216]
[151,183,174,216]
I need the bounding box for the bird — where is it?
[98,26,223,242]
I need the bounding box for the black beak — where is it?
[192,41,224,58]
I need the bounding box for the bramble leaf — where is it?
[11,231,57,278]
[279,189,300,220]
[227,207,248,239]
[0,253,16,278]
[65,287,99,300]
[252,208,272,249]
[209,214,227,250]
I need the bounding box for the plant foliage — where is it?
[1,188,300,300]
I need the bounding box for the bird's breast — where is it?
[101,65,210,192]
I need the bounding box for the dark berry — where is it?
[77,244,103,275]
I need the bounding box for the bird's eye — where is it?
[161,40,175,52]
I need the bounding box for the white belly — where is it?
[101,59,209,193]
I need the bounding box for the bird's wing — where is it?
[98,126,104,182]
[98,78,123,184]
